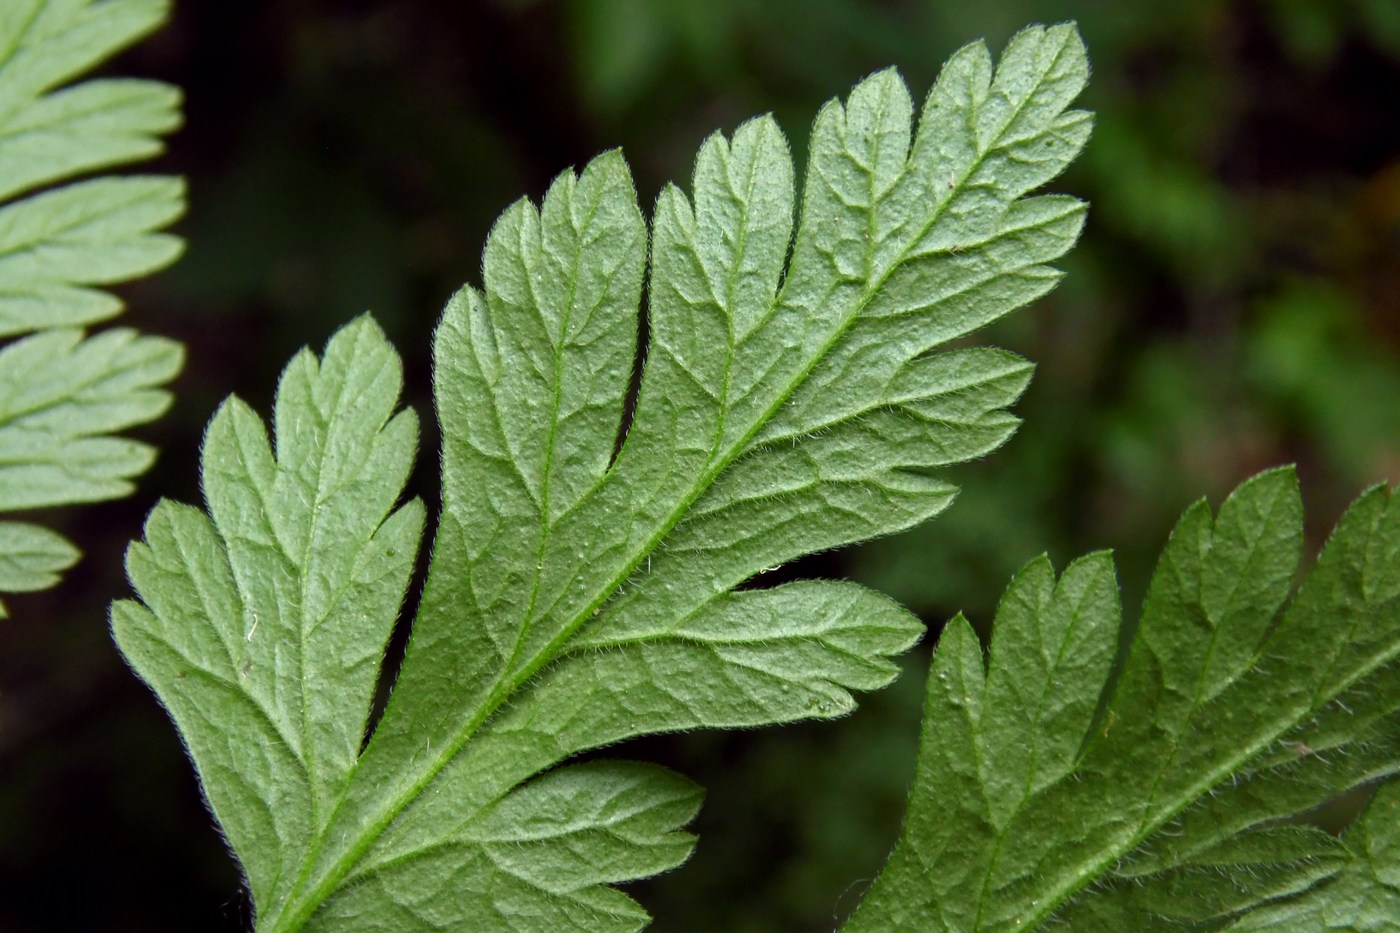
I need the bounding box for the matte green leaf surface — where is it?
[846,468,1400,931]
[0,327,180,509]
[0,0,183,609]
[114,23,1088,931]
[0,520,78,614]
[114,317,426,906]
[1225,783,1400,931]
[0,0,183,335]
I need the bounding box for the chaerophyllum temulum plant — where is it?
[111,21,1400,931]
[0,0,184,618]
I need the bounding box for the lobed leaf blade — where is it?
[0,519,78,615]
[289,27,1087,928]
[0,176,185,337]
[113,317,424,909]
[117,23,1092,931]
[0,327,180,509]
[1224,783,1400,931]
[845,469,1400,931]
[0,0,183,609]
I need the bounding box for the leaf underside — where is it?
[113,22,1091,932]
[847,468,1400,932]
[0,0,185,610]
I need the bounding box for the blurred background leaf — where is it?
[1,1,1397,930]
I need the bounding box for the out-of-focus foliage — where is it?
[0,2,1396,931]
[0,0,184,616]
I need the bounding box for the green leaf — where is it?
[0,175,184,335]
[0,520,79,612]
[1224,782,1400,930]
[845,468,1400,931]
[113,317,426,903]
[0,327,180,509]
[114,22,1089,932]
[0,0,184,609]
[0,0,183,335]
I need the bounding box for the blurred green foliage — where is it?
[0,1,1397,930]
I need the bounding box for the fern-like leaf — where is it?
[112,23,1089,931]
[846,468,1400,931]
[0,0,184,613]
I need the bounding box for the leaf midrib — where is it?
[970,566,1102,930]
[0,333,168,434]
[0,3,43,116]
[1010,591,1400,926]
[269,49,1067,931]
[295,328,390,831]
[502,179,606,699]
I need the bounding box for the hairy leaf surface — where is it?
[846,468,1400,931]
[0,0,184,610]
[114,23,1089,931]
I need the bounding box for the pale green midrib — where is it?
[573,614,916,653]
[138,603,304,767]
[749,278,1051,449]
[0,175,176,253]
[703,133,764,521]
[0,79,164,140]
[1306,515,1387,715]
[514,143,776,651]
[0,449,134,472]
[0,5,42,102]
[340,835,665,916]
[263,188,612,931]
[270,67,1068,932]
[500,183,604,705]
[1010,600,1400,931]
[575,619,898,669]
[970,577,1097,930]
[648,142,758,673]
[295,333,384,831]
[0,6,169,132]
[0,342,171,471]
[1127,497,1286,849]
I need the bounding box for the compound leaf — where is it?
[114,23,1089,931]
[0,0,184,611]
[846,468,1400,931]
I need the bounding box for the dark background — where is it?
[3,0,1400,929]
